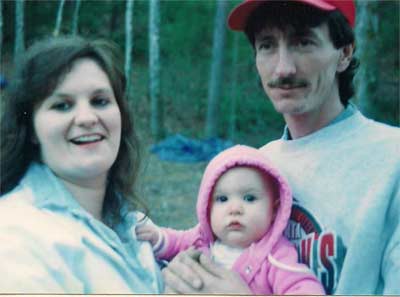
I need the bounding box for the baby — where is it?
[137,145,324,294]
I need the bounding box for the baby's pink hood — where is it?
[196,145,292,254]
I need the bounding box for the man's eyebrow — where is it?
[257,34,274,40]
[292,28,318,38]
[255,31,276,42]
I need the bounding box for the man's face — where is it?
[255,23,346,117]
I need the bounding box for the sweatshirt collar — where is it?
[283,102,358,140]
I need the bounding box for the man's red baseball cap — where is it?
[227,0,356,30]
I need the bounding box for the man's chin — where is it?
[271,100,307,115]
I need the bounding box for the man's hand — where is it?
[135,223,159,247]
[162,247,252,294]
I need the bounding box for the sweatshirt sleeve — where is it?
[381,182,400,294]
[267,238,325,295]
[155,224,203,261]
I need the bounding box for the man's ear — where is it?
[337,43,354,73]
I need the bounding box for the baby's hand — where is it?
[136,223,160,247]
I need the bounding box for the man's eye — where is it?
[243,194,256,202]
[91,96,110,107]
[295,38,314,48]
[51,101,72,111]
[215,195,228,203]
[258,42,273,51]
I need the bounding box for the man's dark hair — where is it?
[244,1,358,106]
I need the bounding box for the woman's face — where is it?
[33,58,122,186]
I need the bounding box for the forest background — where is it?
[1,0,399,229]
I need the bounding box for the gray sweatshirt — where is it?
[260,105,400,294]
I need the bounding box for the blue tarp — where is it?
[150,134,234,163]
[0,74,8,90]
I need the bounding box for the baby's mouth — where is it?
[227,221,243,230]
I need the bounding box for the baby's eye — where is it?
[243,194,256,202]
[51,101,72,111]
[215,195,228,203]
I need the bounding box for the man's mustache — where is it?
[267,76,308,88]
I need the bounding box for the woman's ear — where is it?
[337,43,354,73]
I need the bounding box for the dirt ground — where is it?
[138,147,208,230]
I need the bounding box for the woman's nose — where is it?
[73,102,98,127]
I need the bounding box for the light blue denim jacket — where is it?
[0,162,163,293]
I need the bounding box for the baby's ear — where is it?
[273,198,280,216]
[274,198,280,209]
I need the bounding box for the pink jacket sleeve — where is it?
[267,238,325,295]
[155,224,203,261]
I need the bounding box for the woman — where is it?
[0,36,162,293]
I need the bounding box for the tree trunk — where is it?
[109,0,119,38]
[53,0,66,36]
[355,1,399,125]
[354,1,376,117]
[125,0,134,99]
[0,0,3,63]
[14,0,25,65]
[228,33,239,141]
[149,0,164,140]
[205,0,227,138]
[71,0,81,36]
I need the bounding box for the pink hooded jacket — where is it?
[156,145,324,294]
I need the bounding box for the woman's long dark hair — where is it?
[1,36,144,221]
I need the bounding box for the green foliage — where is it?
[354,0,399,126]
[1,0,397,149]
[161,0,215,61]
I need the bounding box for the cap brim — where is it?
[227,0,337,31]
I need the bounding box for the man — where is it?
[163,0,399,294]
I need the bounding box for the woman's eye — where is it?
[91,96,110,107]
[51,101,72,111]
[215,195,228,203]
[243,194,256,202]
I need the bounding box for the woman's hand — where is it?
[162,247,252,294]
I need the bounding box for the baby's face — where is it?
[210,166,276,248]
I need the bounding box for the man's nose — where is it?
[73,102,98,127]
[274,46,296,78]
